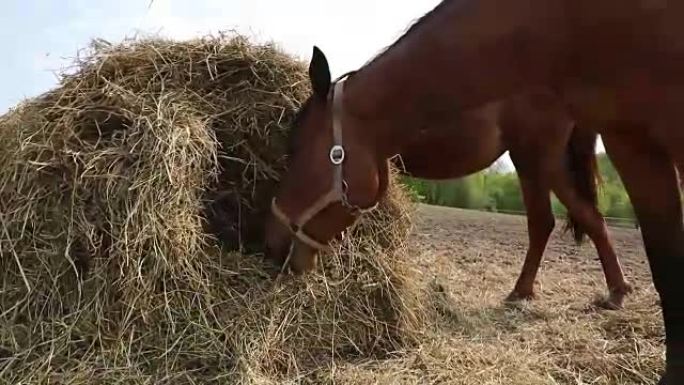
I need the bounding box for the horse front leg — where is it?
[506,168,555,302]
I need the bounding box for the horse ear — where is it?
[309,46,331,98]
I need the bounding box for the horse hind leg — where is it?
[551,176,633,309]
[532,125,631,309]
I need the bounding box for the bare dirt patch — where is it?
[321,205,662,385]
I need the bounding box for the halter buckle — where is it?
[329,145,345,165]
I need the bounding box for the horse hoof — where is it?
[593,294,624,310]
[504,291,536,304]
[595,283,633,310]
[594,299,622,310]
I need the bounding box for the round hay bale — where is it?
[0,34,426,383]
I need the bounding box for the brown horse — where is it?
[396,92,632,309]
[264,1,684,383]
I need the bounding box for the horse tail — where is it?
[563,127,601,244]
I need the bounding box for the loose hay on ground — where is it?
[0,34,426,384]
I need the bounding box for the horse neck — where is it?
[343,0,570,158]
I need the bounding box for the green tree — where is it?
[400,151,637,222]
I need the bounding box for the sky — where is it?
[0,0,444,111]
[0,0,605,169]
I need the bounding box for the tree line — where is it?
[401,153,636,220]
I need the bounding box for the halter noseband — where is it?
[271,76,378,250]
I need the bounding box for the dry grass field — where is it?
[331,204,662,385]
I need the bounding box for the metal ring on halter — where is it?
[329,145,345,165]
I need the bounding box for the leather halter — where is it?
[271,76,378,250]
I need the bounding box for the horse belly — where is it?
[399,113,504,180]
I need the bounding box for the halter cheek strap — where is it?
[271,77,377,250]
